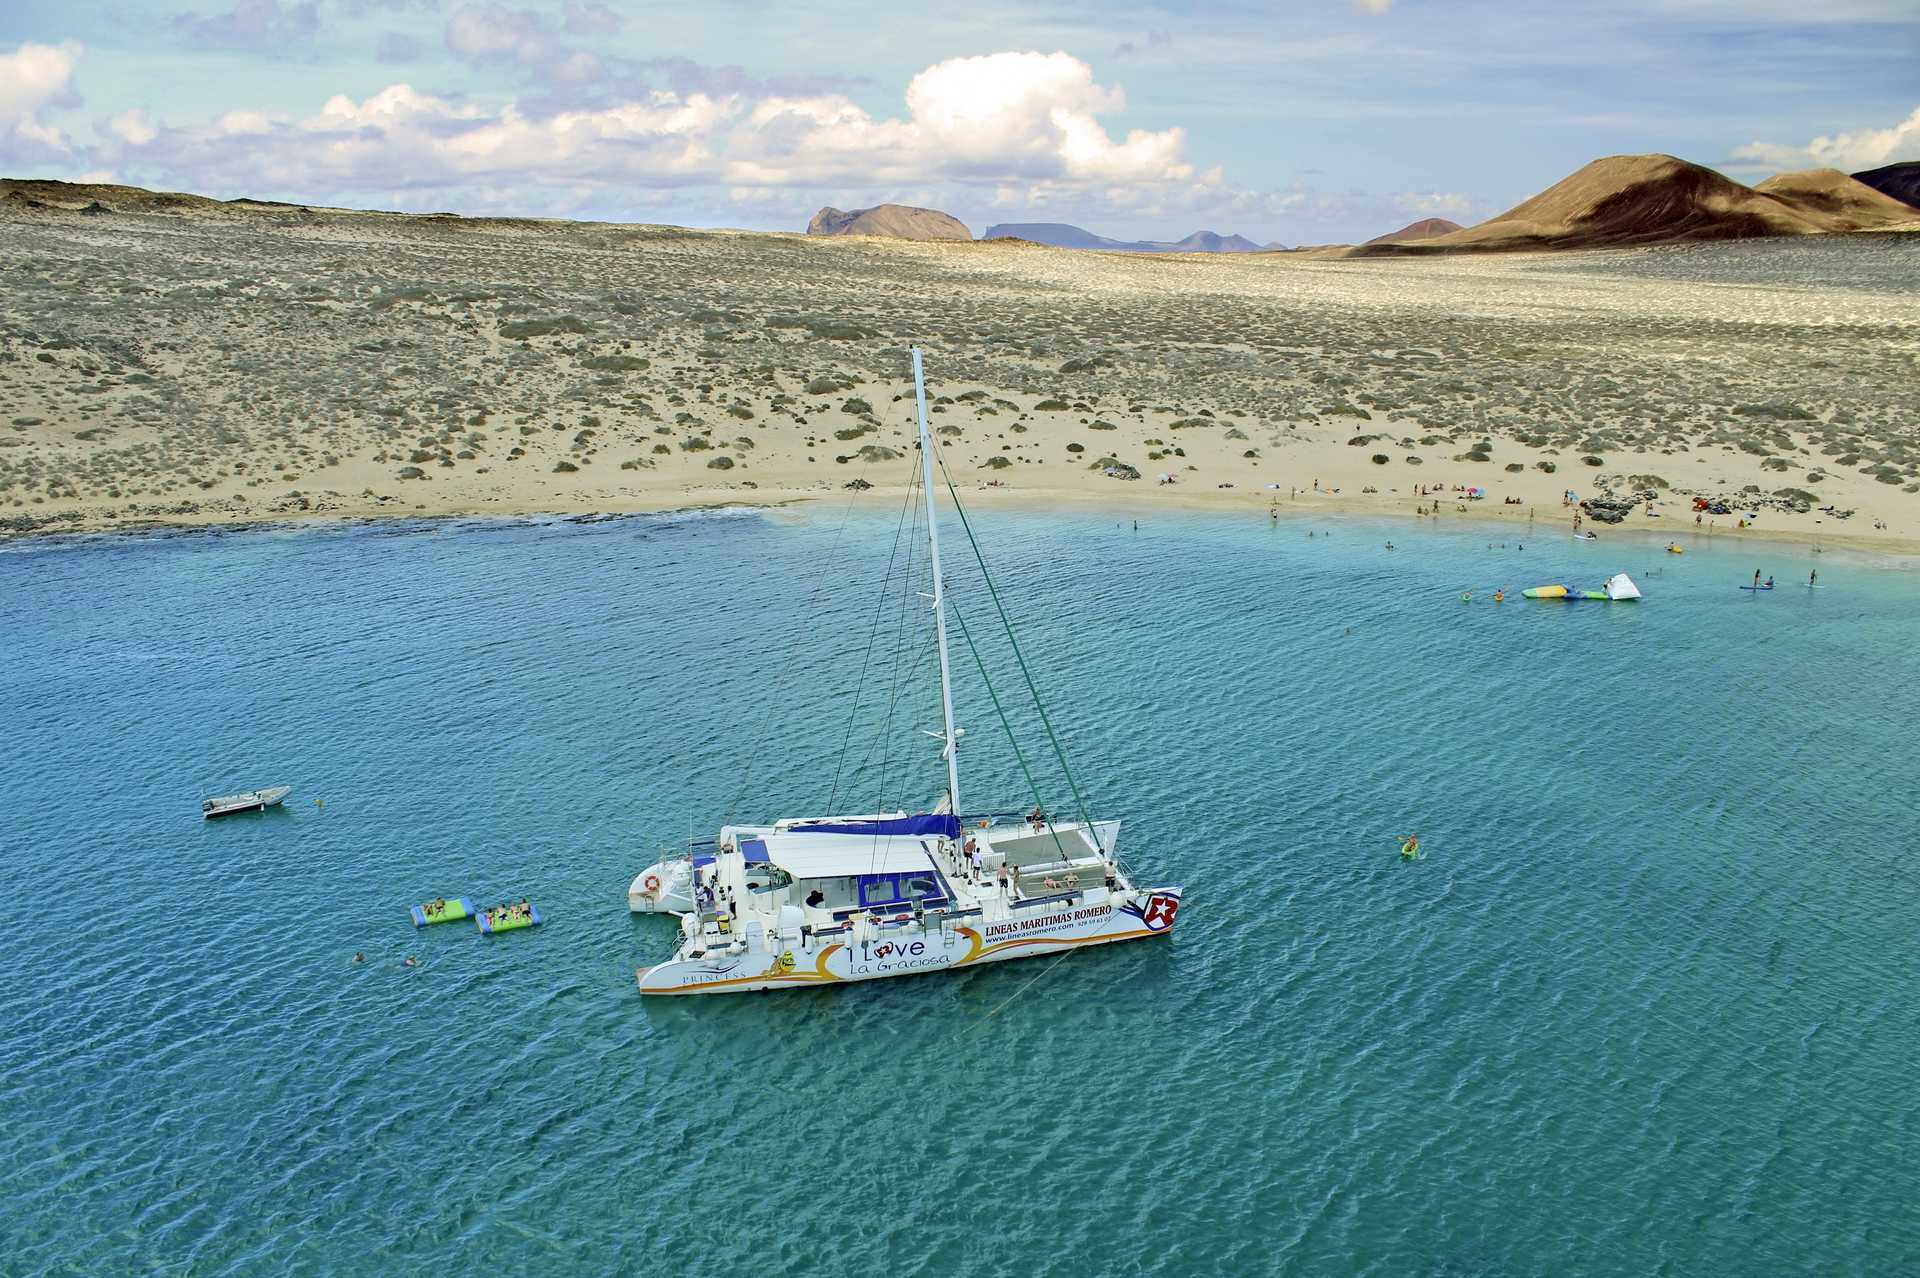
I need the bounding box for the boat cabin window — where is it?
[856,872,947,909]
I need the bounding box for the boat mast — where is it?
[912,347,962,818]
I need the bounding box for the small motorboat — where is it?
[202,785,292,818]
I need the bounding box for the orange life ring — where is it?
[643,873,662,895]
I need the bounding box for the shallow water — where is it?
[4,505,1918,1275]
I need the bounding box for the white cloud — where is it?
[1730,105,1920,173]
[109,108,158,146]
[1351,0,1394,12]
[561,2,622,36]
[0,40,83,156]
[1393,190,1480,219]
[75,45,1486,240]
[726,51,1199,189]
[444,4,546,61]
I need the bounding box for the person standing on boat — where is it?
[967,839,983,884]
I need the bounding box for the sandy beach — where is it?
[3,182,1916,556]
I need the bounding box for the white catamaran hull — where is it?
[627,860,694,913]
[636,886,1183,995]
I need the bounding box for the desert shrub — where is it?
[397,466,425,479]
[553,461,579,473]
[1504,463,1524,472]
[1628,473,1669,489]
[1066,442,1085,453]
[834,427,872,441]
[1732,402,1813,421]
[842,398,872,416]
[408,449,436,463]
[1581,456,1603,467]
[857,445,903,463]
[1088,420,1117,431]
[1405,455,1424,465]
[1169,418,1213,430]
[1034,399,1072,411]
[581,355,648,372]
[726,406,754,420]
[1536,461,1557,473]
[500,315,590,339]
[937,425,963,438]
[619,458,651,470]
[707,456,735,470]
[805,377,843,395]
[982,456,1013,469]
[681,437,711,452]
[732,436,755,451]
[1760,458,1790,472]
[1371,453,1389,465]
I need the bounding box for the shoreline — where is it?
[9,482,1915,564]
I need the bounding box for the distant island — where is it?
[982,223,1274,253]
[807,204,971,241]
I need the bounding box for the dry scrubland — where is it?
[2,189,1917,550]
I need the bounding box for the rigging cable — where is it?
[933,445,1105,855]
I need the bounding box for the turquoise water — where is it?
[4,506,1918,1275]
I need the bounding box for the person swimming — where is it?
[402,955,418,968]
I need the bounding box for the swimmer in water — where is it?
[352,952,365,964]
[402,956,418,968]
[1384,542,1395,551]
[1810,569,1817,586]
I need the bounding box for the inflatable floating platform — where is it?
[477,905,542,935]
[1523,573,1641,601]
[411,898,474,927]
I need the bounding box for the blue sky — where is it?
[2,0,1915,241]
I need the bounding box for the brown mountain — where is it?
[1364,217,1463,245]
[1852,161,1920,210]
[1356,154,1919,255]
[806,204,970,241]
[1756,167,1920,228]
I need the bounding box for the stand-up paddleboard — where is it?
[1739,585,1774,591]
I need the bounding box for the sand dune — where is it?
[1358,154,1920,256]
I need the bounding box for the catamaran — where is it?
[631,350,1184,996]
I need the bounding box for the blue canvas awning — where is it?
[785,814,960,840]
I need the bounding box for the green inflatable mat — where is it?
[477,905,542,935]
[411,898,474,927]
